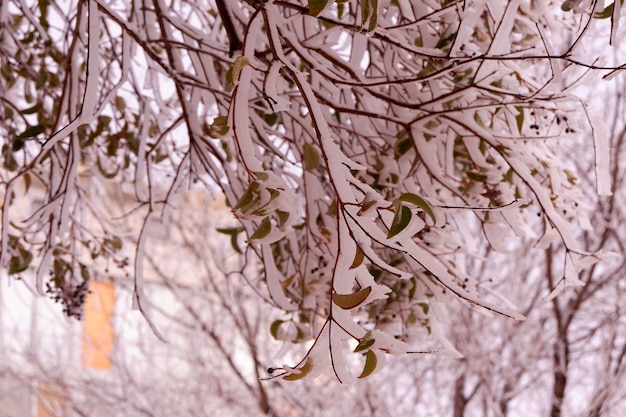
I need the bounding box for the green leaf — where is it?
[358,198,377,215]
[2,145,18,171]
[35,71,48,89]
[104,235,123,251]
[225,67,233,86]
[467,171,488,182]
[564,169,578,185]
[20,102,42,115]
[367,13,378,32]
[515,106,524,134]
[21,31,35,44]
[23,173,31,194]
[270,319,285,339]
[283,359,313,381]
[502,168,514,183]
[337,1,345,19]
[206,116,230,138]
[366,0,378,32]
[277,210,290,229]
[79,263,90,281]
[216,227,244,254]
[358,350,378,378]
[354,334,375,352]
[96,157,120,179]
[593,2,614,18]
[12,137,24,152]
[361,0,371,28]
[268,188,281,202]
[308,0,329,16]
[264,112,278,126]
[115,96,126,112]
[408,277,417,299]
[333,286,372,309]
[17,124,45,140]
[418,302,429,315]
[394,137,413,159]
[435,31,457,50]
[8,247,33,275]
[234,187,255,211]
[398,193,436,224]
[303,143,321,171]
[249,217,272,240]
[281,274,295,290]
[387,204,412,239]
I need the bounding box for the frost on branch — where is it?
[0,0,618,379]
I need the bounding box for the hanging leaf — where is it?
[277,210,290,230]
[270,319,286,339]
[333,286,372,309]
[16,124,45,140]
[283,358,313,381]
[364,0,378,32]
[418,302,429,315]
[217,227,244,254]
[358,198,377,215]
[23,173,31,194]
[514,106,524,133]
[114,96,126,112]
[79,263,90,281]
[398,193,436,224]
[408,277,417,299]
[96,157,120,179]
[467,171,488,182]
[387,204,412,239]
[8,247,33,275]
[350,246,365,269]
[435,31,457,49]
[394,137,413,159]
[205,116,230,138]
[593,2,614,18]
[361,0,371,28]
[103,235,123,251]
[358,349,378,378]
[231,56,249,85]
[354,332,375,352]
[234,186,256,211]
[249,217,272,240]
[308,0,329,16]
[20,102,42,115]
[303,143,321,171]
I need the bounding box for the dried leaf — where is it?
[231,56,249,85]
[350,246,365,269]
[333,286,372,309]
[303,143,321,171]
